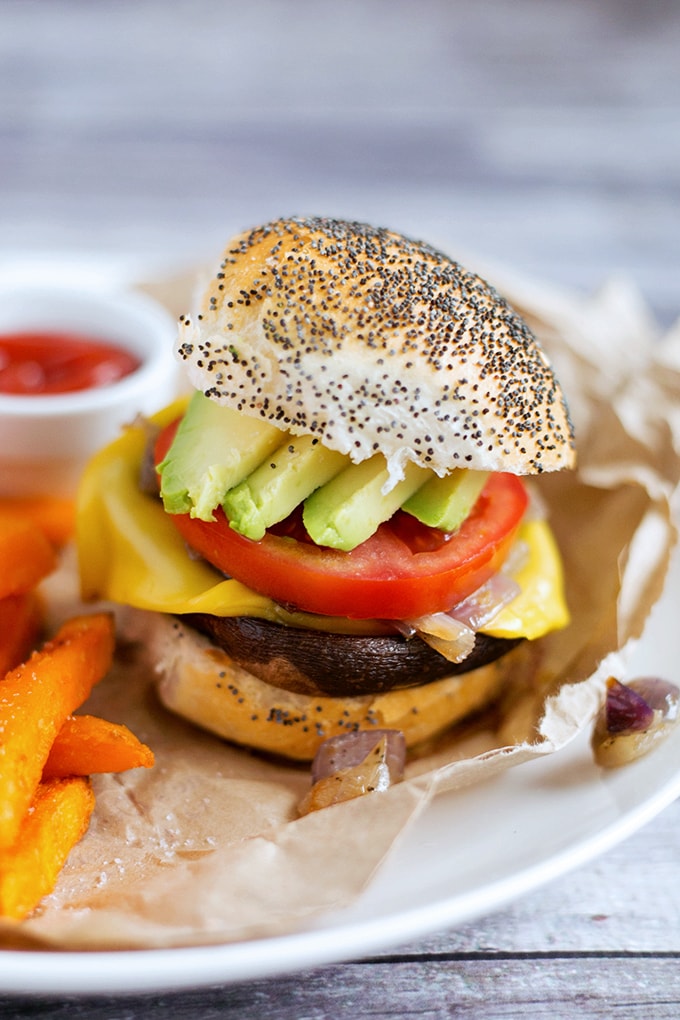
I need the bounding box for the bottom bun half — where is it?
[131,613,518,761]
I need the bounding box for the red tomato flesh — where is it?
[0,332,141,395]
[154,420,528,620]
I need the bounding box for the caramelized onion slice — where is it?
[404,614,476,664]
[448,572,521,631]
[592,677,680,768]
[604,678,655,734]
[299,730,406,815]
[311,729,406,784]
[629,677,679,721]
[403,572,521,663]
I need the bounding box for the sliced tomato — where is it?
[154,421,528,620]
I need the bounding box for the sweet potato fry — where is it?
[0,777,95,920]
[0,613,115,849]
[0,495,76,548]
[0,591,43,677]
[43,714,154,778]
[0,511,57,599]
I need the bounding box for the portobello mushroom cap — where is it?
[182,613,522,698]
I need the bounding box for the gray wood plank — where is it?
[2,956,680,1020]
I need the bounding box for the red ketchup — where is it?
[0,331,142,396]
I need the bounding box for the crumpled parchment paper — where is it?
[1,263,679,950]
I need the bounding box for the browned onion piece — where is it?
[299,731,406,814]
[605,678,654,734]
[629,677,679,720]
[448,572,521,630]
[311,729,406,784]
[183,613,521,697]
[592,676,680,768]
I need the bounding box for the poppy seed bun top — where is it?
[176,217,575,481]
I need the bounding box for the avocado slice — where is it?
[157,391,283,520]
[223,435,347,540]
[303,456,430,551]
[402,469,489,532]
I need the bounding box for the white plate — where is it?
[0,258,678,996]
[1,548,678,995]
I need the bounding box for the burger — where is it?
[77,217,575,761]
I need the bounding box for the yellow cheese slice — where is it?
[483,518,569,640]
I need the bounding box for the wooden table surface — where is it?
[1,1,679,1016]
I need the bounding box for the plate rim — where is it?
[0,256,678,997]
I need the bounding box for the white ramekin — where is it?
[0,282,180,496]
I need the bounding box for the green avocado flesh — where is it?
[222,435,347,540]
[302,456,429,551]
[157,391,282,519]
[157,392,489,549]
[402,468,489,532]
